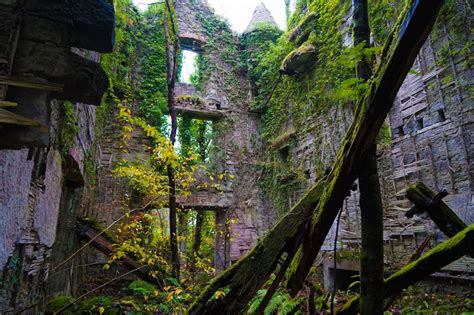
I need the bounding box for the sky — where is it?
[132,0,289,33]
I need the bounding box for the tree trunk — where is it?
[188,1,443,313]
[353,0,384,313]
[164,0,180,280]
[337,224,474,314]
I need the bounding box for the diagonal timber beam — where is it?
[406,182,469,240]
[188,1,444,313]
[337,224,474,314]
[285,0,444,295]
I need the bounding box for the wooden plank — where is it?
[338,225,474,314]
[0,108,40,126]
[0,76,63,92]
[76,219,165,285]
[406,182,469,241]
[0,100,17,107]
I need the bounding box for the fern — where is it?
[277,295,304,315]
[248,289,267,313]
[268,293,289,314]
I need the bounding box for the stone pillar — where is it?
[214,209,230,272]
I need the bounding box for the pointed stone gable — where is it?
[245,2,278,33]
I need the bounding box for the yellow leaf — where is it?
[166,292,174,302]
[99,306,105,315]
[215,290,226,299]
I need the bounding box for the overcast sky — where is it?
[132,0,289,33]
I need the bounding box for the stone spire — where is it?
[245,2,279,33]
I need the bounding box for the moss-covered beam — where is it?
[76,218,164,285]
[188,0,443,313]
[285,0,444,295]
[337,224,474,314]
[406,182,468,243]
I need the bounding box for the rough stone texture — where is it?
[0,1,112,149]
[279,1,473,274]
[245,3,279,33]
[34,149,62,247]
[0,41,105,315]
[13,41,109,105]
[24,0,115,52]
[0,149,33,270]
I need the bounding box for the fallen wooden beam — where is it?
[0,101,17,107]
[286,0,445,295]
[0,108,40,126]
[188,1,444,313]
[406,182,468,240]
[76,218,163,286]
[0,75,64,92]
[337,224,474,314]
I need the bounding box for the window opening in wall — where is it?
[416,117,424,130]
[179,50,199,84]
[437,109,446,122]
[279,146,290,163]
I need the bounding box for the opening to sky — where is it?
[179,50,198,84]
[132,0,291,32]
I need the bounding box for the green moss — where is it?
[78,296,119,314]
[288,12,317,43]
[46,295,75,315]
[60,101,80,156]
[270,128,296,149]
[280,42,318,75]
[80,217,118,244]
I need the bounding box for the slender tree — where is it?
[163,0,180,280]
[353,0,384,313]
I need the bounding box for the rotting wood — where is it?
[406,182,469,247]
[76,218,163,286]
[286,0,444,296]
[0,100,17,107]
[0,108,40,126]
[337,224,474,314]
[0,75,64,92]
[188,1,444,313]
[384,234,433,310]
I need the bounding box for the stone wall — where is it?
[0,1,114,312]
[275,0,473,272]
[173,0,277,266]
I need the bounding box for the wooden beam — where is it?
[76,218,165,285]
[0,101,17,107]
[0,75,63,92]
[286,0,445,295]
[337,225,474,314]
[188,0,444,313]
[175,106,224,120]
[0,108,40,126]
[406,182,468,240]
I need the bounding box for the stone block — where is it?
[24,0,115,52]
[13,40,109,105]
